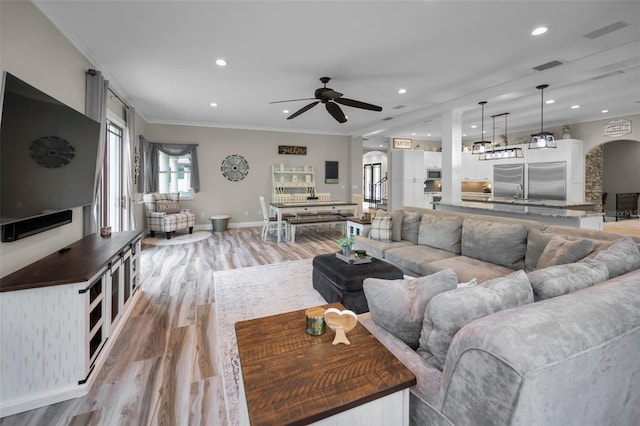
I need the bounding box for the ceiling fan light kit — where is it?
[472,101,493,155]
[529,84,557,149]
[270,77,382,123]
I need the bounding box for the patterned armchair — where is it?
[143,193,195,239]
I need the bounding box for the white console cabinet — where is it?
[0,231,142,417]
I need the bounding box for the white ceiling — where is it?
[34,1,640,150]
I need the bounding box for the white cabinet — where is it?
[272,165,316,198]
[0,231,143,417]
[461,152,494,181]
[424,152,442,169]
[391,150,425,210]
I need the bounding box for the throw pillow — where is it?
[369,216,392,242]
[401,211,422,244]
[527,259,609,301]
[376,210,404,242]
[461,219,528,269]
[536,236,594,269]
[363,269,458,350]
[593,236,640,278]
[418,270,533,370]
[155,200,181,214]
[418,214,463,254]
[524,229,555,272]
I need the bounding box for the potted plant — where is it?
[337,235,355,257]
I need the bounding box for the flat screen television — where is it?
[0,72,101,227]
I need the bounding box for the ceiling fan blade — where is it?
[326,102,347,123]
[287,101,319,119]
[270,97,316,104]
[335,97,382,112]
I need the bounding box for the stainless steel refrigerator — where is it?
[528,162,566,200]
[493,164,524,198]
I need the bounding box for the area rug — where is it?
[214,259,326,426]
[142,230,211,246]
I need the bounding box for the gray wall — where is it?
[1,0,92,276]
[141,124,353,227]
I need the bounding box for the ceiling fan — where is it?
[270,77,383,123]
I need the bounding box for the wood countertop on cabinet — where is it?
[0,231,142,293]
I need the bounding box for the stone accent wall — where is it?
[585,145,604,212]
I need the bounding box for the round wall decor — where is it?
[30,136,75,168]
[221,154,249,181]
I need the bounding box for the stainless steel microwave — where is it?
[426,169,442,180]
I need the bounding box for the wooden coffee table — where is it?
[235,302,416,426]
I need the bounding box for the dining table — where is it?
[269,201,358,242]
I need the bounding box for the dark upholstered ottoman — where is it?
[312,253,404,314]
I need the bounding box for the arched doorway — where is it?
[586,139,640,220]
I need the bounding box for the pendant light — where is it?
[529,84,556,149]
[479,112,523,160]
[472,101,492,154]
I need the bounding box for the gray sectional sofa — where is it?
[353,206,640,425]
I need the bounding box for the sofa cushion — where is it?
[418,214,463,254]
[592,236,640,278]
[385,245,457,276]
[353,236,414,259]
[369,216,392,242]
[536,235,594,269]
[155,200,181,214]
[524,229,555,272]
[418,270,533,370]
[461,219,528,270]
[421,256,515,283]
[527,259,609,301]
[401,211,422,244]
[364,269,458,350]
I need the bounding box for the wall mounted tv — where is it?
[0,72,101,232]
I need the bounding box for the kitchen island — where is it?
[435,201,603,230]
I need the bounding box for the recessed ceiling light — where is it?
[398,88,407,94]
[571,105,581,109]
[545,99,555,104]
[283,109,289,114]
[471,125,478,129]
[427,134,432,137]
[379,144,384,147]
[412,132,416,136]
[601,109,609,113]
[210,102,218,107]
[463,134,467,137]
[532,26,548,36]
[215,58,227,67]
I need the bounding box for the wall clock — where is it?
[221,154,249,181]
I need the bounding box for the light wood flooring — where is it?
[603,218,640,238]
[0,226,343,426]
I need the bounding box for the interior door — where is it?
[363,163,382,203]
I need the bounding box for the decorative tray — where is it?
[335,251,372,264]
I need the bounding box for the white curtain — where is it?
[122,107,137,231]
[84,69,108,236]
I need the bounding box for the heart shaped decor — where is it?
[324,308,357,345]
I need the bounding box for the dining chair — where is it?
[259,196,288,240]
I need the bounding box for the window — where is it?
[158,151,193,198]
[102,119,124,231]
